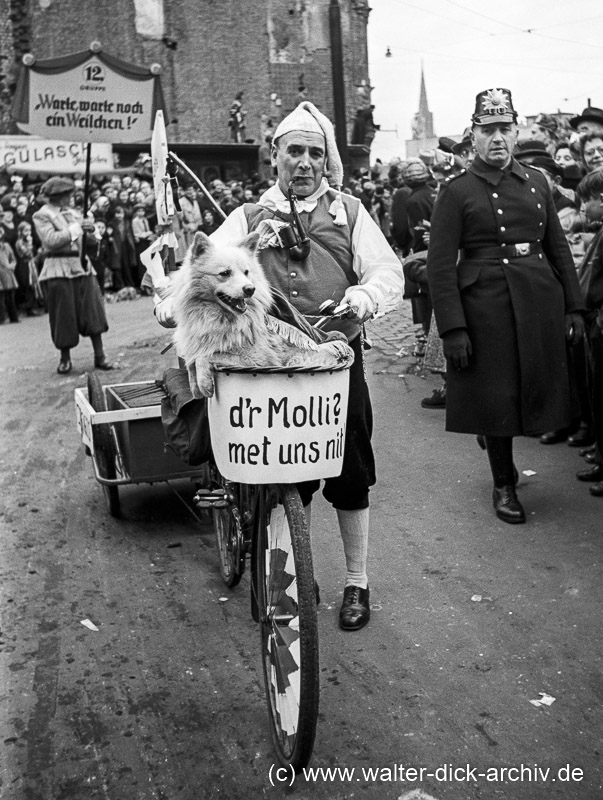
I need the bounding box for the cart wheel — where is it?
[87,373,121,518]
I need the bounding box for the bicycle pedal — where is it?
[193,491,229,509]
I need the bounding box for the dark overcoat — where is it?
[426,155,584,436]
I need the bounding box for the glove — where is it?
[343,286,378,324]
[154,296,176,328]
[442,328,472,370]
[565,312,585,345]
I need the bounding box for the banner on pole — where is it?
[151,110,174,226]
[11,43,165,144]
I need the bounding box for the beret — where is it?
[41,176,76,196]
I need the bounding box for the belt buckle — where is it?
[515,243,530,257]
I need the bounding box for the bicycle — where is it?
[198,299,353,771]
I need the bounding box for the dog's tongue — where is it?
[232,298,247,314]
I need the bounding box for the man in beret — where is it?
[155,101,404,630]
[427,88,585,524]
[33,176,113,374]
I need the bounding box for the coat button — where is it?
[537,203,542,209]
[290,271,297,277]
[492,193,499,198]
[291,290,298,297]
[502,258,509,264]
[497,209,503,215]
[531,187,536,193]
[500,226,506,232]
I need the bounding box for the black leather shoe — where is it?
[539,429,568,445]
[421,388,446,408]
[585,452,597,464]
[57,359,72,374]
[568,429,595,447]
[94,358,114,370]
[589,481,603,497]
[339,585,370,631]
[576,464,603,482]
[580,444,597,458]
[492,485,526,524]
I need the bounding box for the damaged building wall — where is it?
[0,0,371,148]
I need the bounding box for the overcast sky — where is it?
[366,0,603,161]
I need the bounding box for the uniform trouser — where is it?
[296,335,375,510]
[44,275,108,350]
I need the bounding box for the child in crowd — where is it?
[0,225,19,323]
[14,221,43,315]
[86,217,113,295]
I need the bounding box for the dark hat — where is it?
[569,105,603,131]
[472,88,517,126]
[437,137,457,154]
[452,127,473,156]
[132,203,146,212]
[528,155,563,178]
[514,139,549,161]
[41,176,76,196]
[533,113,558,134]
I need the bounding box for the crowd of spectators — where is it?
[0,167,275,321]
[2,106,602,327]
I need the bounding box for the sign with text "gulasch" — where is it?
[11,43,165,144]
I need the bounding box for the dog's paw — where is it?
[319,340,355,366]
[196,379,214,398]
[192,359,215,397]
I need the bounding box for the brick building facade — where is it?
[0,0,373,181]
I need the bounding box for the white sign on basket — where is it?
[208,370,350,484]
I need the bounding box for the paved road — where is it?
[1,297,601,800]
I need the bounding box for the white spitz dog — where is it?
[171,231,354,397]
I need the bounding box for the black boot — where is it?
[485,436,526,524]
[492,485,526,524]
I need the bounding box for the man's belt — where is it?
[463,242,543,259]
[45,250,79,258]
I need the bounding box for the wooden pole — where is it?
[167,150,227,220]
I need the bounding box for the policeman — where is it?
[426,88,585,524]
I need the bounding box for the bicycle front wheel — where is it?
[255,484,319,771]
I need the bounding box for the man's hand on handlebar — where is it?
[342,286,378,324]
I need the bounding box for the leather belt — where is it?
[45,251,79,258]
[463,242,543,259]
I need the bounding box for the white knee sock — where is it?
[336,508,369,589]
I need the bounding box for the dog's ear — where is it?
[239,231,261,255]
[190,231,213,258]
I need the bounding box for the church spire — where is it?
[412,62,435,142]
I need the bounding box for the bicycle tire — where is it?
[87,373,121,518]
[255,483,319,771]
[213,482,245,588]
